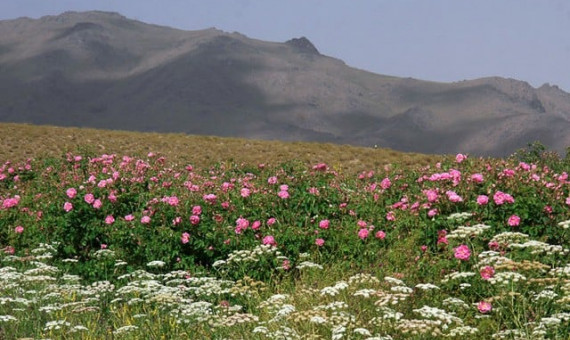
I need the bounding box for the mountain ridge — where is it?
[1,11,568,156]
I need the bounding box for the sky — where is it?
[2,0,570,91]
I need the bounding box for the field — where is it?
[0,123,569,339]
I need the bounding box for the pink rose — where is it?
[455,153,467,163]
[425,189,439,202]
[84,193,95,204]
[66,188,77,199]
[141,216,151,224]
[64,202,73,212]
[278,190,290,199]
[318,219,330,229]
[190,215,200,225]
[267,176,277,185]
[480,266,495,280]
[267,218,276,225]
[476,195,489,205]
[192,205,202,215]
[181,232,190,244]
[252,220,261,230]
[240,188,251,198]
[380,178,391,190]
[105,215,115,225]
[315,238,325,247]
[358,228,369,240]
[124,214,134,221]
[14,226,24,234]
[477,301,492,313]
[507,215,520,227]
[470,173,484,183]
[454,244,471,261]
[262,235,276,246]
[92,199,102,209]
[375,230,386,240]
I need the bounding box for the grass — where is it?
[0,122,438,174]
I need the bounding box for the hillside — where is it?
[1,11,569,156]
[0,123,437,173]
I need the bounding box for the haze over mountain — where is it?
[1,11,569,156]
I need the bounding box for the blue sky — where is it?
[2,0,570,91]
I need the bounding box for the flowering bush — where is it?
[0,149,569,338]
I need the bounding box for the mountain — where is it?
[1,11,569,156]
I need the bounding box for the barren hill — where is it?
[1,11,569,156]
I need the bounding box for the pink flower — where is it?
[375,230,386,240]
[167,196,179,206]
[252,220,261,230]
[4,246,15,254]
[454,244,471,261]
[477,301,492,313]
[279,184,289,191]
[386,211,395,221]
[446,190,463,202]
[100,244,107,249]
[455,153,467,163]
[566,197,570,206]
[476,195,489,205]
[357,220,367,228]
[421,245,428,252]
[98,180,107,188]
[92,199,102,209]
[278,190,290,199]
[262,235,276,246]
[312,163,328,171]
[425,189,439,202]
[427,208,438,217]
[282,259,291,270]
[470,173,484,183]
[480,266,495,280]
[124,214,134,221]
[319,219,330,229]
[315,238,325,246]
[84,193,95,204]
[493,191,514,205]
[358,228,369,240]
[105,215,115,225]
[267,176,278,185]
[14,226,24,234]
[141,216,151,224]
[66,188,77,199]
[192,205,202,215]
[203,194,217,204]
[488,241,500,251]
[190,215,201,225]
[267,218,276,225]
[380,177,391,190]
[64,202,73,212]
[172,217,182,225]
[240,188,251,198]
[181,232,190,244]
[507,215,520,227]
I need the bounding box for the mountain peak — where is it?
[285,36,319,55]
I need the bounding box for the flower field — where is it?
[0,147,569,339]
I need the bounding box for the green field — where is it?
[0,123,569,339]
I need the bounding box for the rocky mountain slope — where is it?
[1,11,569,156]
